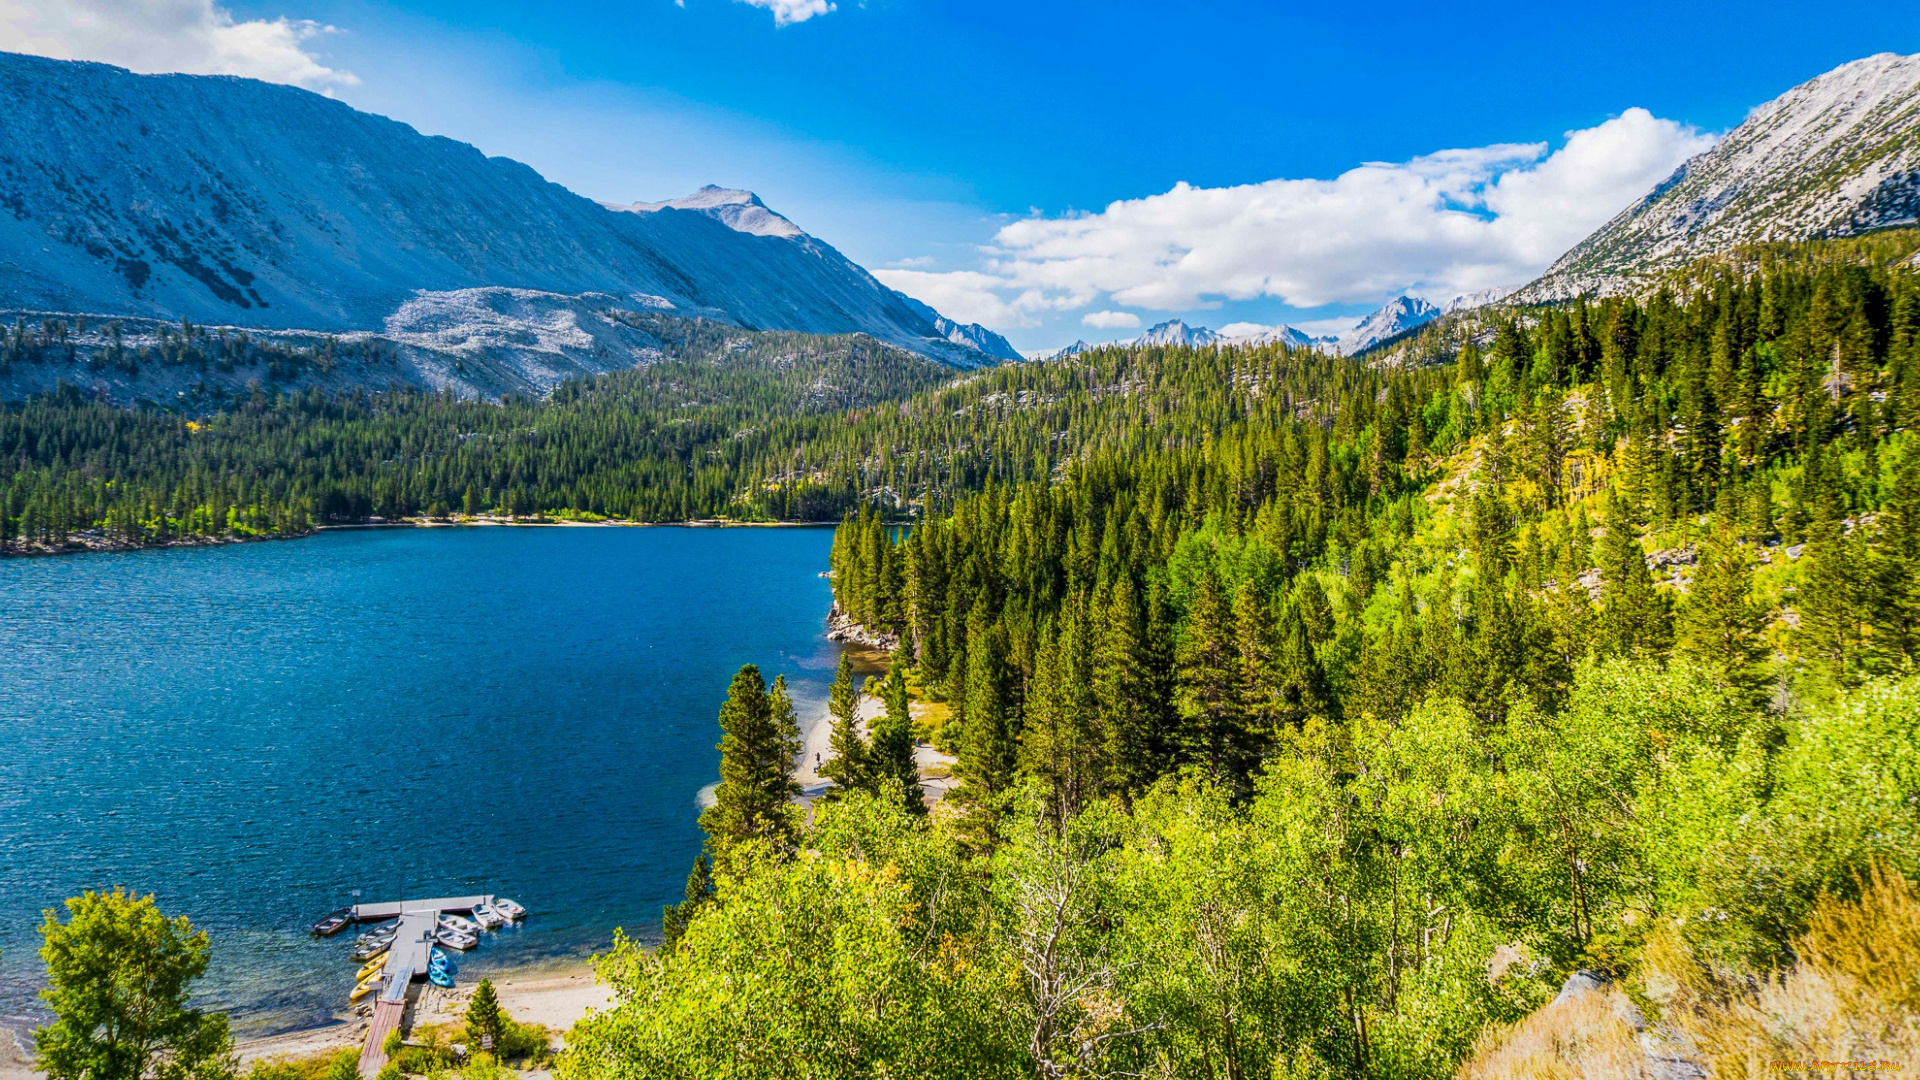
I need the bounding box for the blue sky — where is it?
[4,0,1917,351]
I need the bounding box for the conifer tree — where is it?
[1175,568,1252,792]
[697,665,801,864]
[1799,525,1875,684]
[953,609,1014,846]
[818,653,869,797]
[660,855,715,949]
[1596,494,1672,659]
[1676,533,1770,700]
[1234,583,1281,733]
[868,654,924,815]
[465,978,505,1053]
[1094,578,1157,800]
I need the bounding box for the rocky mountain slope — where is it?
[1332,295,1441,354]
[1519,51,1920,300]
[0,53,1004,373]
[0,297,953,405]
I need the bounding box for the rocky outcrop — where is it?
[1462,970,1705,1080]
[824,606,899,651]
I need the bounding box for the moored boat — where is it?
[492,898,526,920]
[428,967,454,988]
[471,903,506,930]
[438,913,479,935]
[435,927,478,950]
[349,937,392,962]
[310,909,352,937]
[356,955,388,982]
[349,971,382,1002]
[353,921,398,946]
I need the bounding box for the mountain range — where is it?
[1518,51,1920,301]
[1038,290,1496,360]
[0,51,1014,374]
[3,48,1919,390]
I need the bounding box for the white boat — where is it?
[435,927,478,951]
[492,898,526,920]
[354,921,398,946]
[438,913,479,935]
[471,903,506,930]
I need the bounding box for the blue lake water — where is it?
[0,526,852,1038]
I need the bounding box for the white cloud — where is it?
[874,267,1086,329]
[0,0,355,89]
[1081,310,1140,329]
[1216,321,1273,339]
[733,0,834,26]
[892,108,1714,332]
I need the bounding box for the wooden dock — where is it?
[350,895,495,922]
[352,908,456,1076]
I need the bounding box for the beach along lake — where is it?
[0,525,857,1038]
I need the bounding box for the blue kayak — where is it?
[428,967,454,988]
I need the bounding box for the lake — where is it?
[0,525,851,1038]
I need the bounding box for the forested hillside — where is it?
[557,256,1920,1079]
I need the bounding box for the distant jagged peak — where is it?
[887,289,1024,362]
[607,185,808,240]
[1441,287,1511,314]
[1218,323,1325,349]
[1134,319,1221,347]
[1034,340,1096,361]
[1336,295,1441,355]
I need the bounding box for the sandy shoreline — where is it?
[0,961,612,1080]
[795,689,956,808]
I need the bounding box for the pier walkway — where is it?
[353,907,464,1076]
[350,895,496,921]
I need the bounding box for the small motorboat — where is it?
[349,971,382,1002]
[310,909,352,937]
[471,903,506,930]
[492,898,526,920]
[349,937,392,962]
[435,928,478,951]
[356,955,388,982]
[438,914,479,935]
[353,921,398,947]
[427,967,455,989]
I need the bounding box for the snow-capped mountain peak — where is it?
[1215,323,1325,349]
[1335,295,1441,355]
[1440,287,1511,314]
[608,186,807,240]
[1134,319,1221,347]
[1518,51,1920,300]
[0,52,1007,371]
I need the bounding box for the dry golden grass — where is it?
[1459,984,1655,1080]
[1464,868,1920,1080]
[1643,864,1920,1079]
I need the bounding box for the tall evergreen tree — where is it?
[868,654,925,815]
[697,665,802,865]
[1175,568,1253,793]
[818,653,869,797]
[953,607,1015,846]
[1094,578,1157,800]
[1596,494,1672,659]
[1676,532,1770,700]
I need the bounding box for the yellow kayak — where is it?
[349,971,382,1002]
[356,955,388,982]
